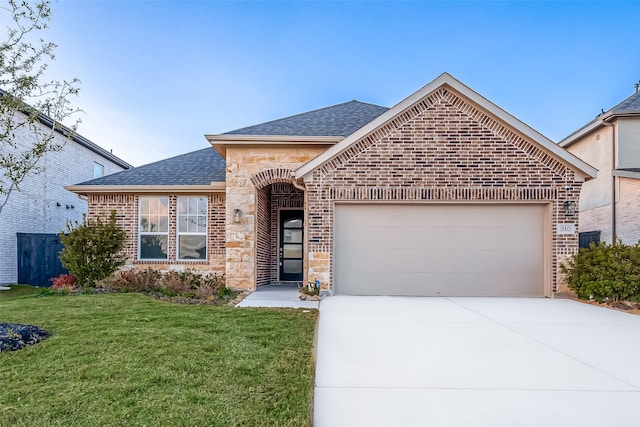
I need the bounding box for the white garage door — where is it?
[334,203,546,296]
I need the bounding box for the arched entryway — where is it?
[252,170,305,287]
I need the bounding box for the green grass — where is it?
[0,292,318,426]
[0,284,42,300]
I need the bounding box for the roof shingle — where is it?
[224,100,388,137]
[74,100,389,187]
[75,147,225,186]
[609,91,640,115]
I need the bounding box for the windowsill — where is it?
[134,260,209,265]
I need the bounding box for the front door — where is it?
[280,210,303,282]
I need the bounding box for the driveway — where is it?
[314,297,640,427]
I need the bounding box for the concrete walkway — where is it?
[314,296,640,427]
[235,284,320,308]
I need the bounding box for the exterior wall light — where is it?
[232,208,242,224]
[563,201,576,217]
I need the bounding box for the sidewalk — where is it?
[235,284,320,309]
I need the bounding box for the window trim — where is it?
[93,162,104,178]
[138,196,169,261]
[176,196,208,261]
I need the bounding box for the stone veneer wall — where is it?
[225,146,328,290]
[306,88,584,294]
[87,193,225,274]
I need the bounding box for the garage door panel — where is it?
[334,204,546,297]
[343,248,541,275]
[337,271,543,297]
[347,224,543,251]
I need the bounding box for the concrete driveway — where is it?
[314,297,640,427]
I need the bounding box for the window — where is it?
[177,196,207,260]
[93,162,104,178]
[139,197,169,260]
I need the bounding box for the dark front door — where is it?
[280,210,303,282]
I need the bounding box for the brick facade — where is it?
[255,183,305,287]
[87,193,225,274]
[75,77,593,296]
[256,186,271,287]
[0,118,128,284]
[616,177,640,245]
[306,88,583,293]
[270,184,304,282]
[578,204,612,244]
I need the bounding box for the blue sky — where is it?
[35,0,640,166]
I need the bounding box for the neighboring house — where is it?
[559,83,640,246]
[0,110,132,284]
[67,73,596,297]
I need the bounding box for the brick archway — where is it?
[251,168,294,189]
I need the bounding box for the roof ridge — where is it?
[223,100,388,136]
[609,90,640,114]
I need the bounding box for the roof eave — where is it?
[613,170,640,179]
[205,134,343,144]
[65,183,226,195]
[0,93,134,169]
[296,72,597,181]
[205,134,342,158]
[560,111,640,148]
[558,119,603,148]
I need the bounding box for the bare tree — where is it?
[0,0,81,215]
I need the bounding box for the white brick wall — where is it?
[617,177,640,245]
[0,118,128,284]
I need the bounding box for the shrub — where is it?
[59,211,126,287]
[94,269,232,303]
[49,274,78,295]
[161,271,199,296]
[120,268,162,292]
[50,274,77,288]
[561,241,640,302]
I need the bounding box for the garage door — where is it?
[334,203,546,296]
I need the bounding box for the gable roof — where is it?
[296,73,598,181]
[66,147,225,194]
[559,90,640,148]
[609,90,640,115]
[0,89,132,169]
[224,100,388,137]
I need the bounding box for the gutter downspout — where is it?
[290,173,308,289]
[599,119,616,243]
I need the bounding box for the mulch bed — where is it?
[575,299,640,316]
[0,322,50,352]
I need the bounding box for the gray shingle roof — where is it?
[609,91,640,115]
[75,147,225,186]
[560,89,640,146]
[75,100,389,187]
[224,100,388,137]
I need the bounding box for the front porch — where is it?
[235,283,319,308]
[256,182,306,288]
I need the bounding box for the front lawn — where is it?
[0,284,41,300]
[0,291,318,426]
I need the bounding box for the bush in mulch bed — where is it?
[45,269,237,305]
[0,322,50,352]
